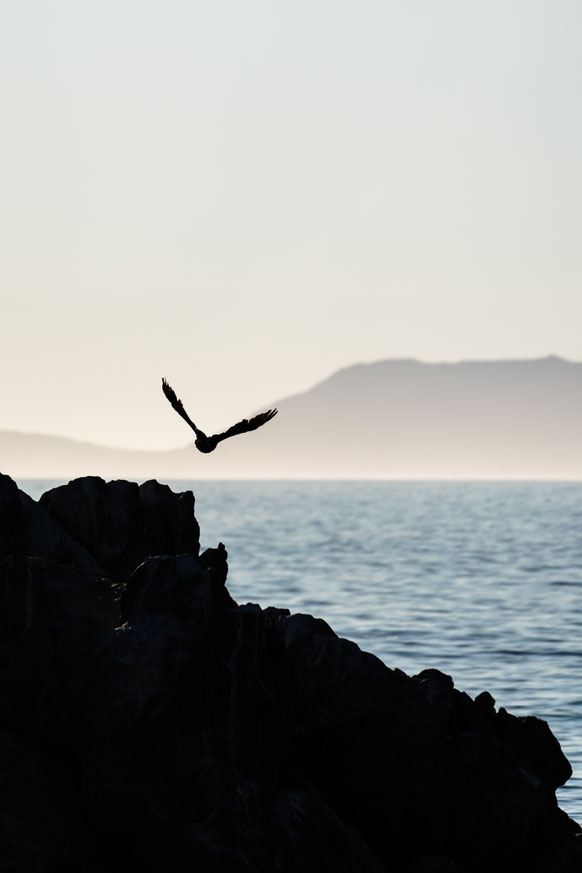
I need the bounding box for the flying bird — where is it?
[162,378,278,453]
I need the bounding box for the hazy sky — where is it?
[2,1,581,449]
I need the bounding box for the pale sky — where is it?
[2,0,581,449]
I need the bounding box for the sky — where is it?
[2,0,582,450]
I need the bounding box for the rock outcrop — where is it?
[0,473,579,872]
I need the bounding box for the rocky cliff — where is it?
[0,473,580,872]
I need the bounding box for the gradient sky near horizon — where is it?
[2,0,582,450]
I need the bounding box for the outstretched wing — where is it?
[214,409,278,444]
[162,378,202,436]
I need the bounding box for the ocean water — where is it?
[19,479,582,823]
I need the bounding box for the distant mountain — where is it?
[3,356,582,480]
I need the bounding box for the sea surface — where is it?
[19,479,582,823]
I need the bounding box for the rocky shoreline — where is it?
[0,473,580,871]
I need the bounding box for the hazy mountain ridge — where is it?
[3,356,582,479]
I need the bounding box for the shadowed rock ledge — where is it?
[0,473,580,872]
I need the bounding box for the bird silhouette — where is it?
[162,378,278,453]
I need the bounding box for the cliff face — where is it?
[0,473,580,872]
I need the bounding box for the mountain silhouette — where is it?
[3,356,582,479]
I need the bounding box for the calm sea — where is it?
[19,479,582,823]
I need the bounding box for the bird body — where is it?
[162,378,277,453]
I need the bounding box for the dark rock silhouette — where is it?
[39,475,199,581]
[162,377,278,453]
[0,473,580,872]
